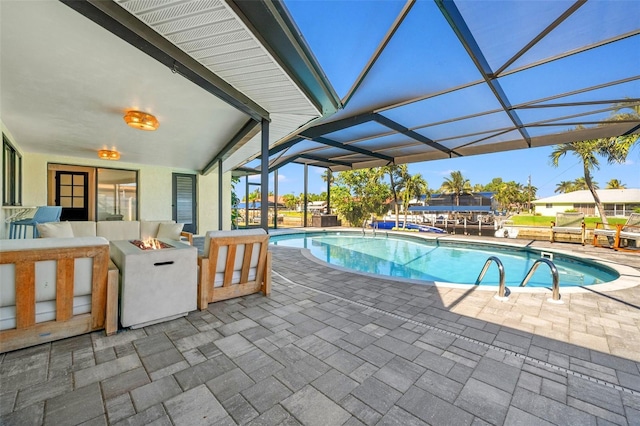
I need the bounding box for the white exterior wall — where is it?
[534,203,576,217]
[0,129,230,237]
[197,165,233,233]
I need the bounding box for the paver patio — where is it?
[1,236,639,425]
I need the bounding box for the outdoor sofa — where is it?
[35,220,192,244]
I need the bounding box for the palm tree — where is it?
[401,174,427,226]
[555,180,575,194]
[320,170,334,185]
[606,179,626,189]
[572,177,598,191]
[248,189,260,209]
[440,171,472,206]
[383,164,408,228]
[551,104,639,227]
[551,141,608,226]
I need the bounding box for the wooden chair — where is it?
[0,238,118,353]
[550,212,585,245]
[197,229,271,309]
[594,213,640,251]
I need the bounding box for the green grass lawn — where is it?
[510,215,627,228]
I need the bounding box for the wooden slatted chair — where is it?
[550,212,586,245]
[197,229,271,309]
[593,213,640,251]
[613,213,640,252]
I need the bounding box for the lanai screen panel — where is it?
[267,0,639,172]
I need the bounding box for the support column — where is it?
[218,159,223,230]
[260,119,269,232]
[245,176,249,228]
[326,169,331,214]
[274,168,279,229]
[303,164,308,227]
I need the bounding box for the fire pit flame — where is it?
[130,238,173,250]
[145,237,160,250]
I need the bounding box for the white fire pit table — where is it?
[110,238,197,329]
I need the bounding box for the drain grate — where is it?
[273,270,639,396]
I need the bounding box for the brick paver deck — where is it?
[1,235,639,425]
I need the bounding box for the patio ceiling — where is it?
[0,0,336,174]
[253,0,640,172]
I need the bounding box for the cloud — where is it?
[434,169,464,176]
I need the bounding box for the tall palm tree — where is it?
[402,174,427,226]
[383,164,408,228]
[551,104,639,227]
[440,171,472,206]
[606,179,626,189]
[551,141,608,226]
[555,180,575,194]
[320,170,334,185]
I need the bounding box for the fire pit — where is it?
[110,238,197,329]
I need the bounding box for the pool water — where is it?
[270,233,618,287]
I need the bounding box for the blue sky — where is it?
[238,144,639,201]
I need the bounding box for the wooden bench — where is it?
[198,229,271,309]
[0,237,118,353]
[550,212,586,245]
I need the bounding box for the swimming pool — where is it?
[270,232,619,288]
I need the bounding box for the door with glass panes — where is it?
[55,171,88,221]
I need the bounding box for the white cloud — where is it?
[434,169,464,176]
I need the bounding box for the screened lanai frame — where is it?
[241,0,640,174]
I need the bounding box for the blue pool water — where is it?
[270,232,618,287]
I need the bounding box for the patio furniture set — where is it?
[0,223,271,353]
[550,211,640,251]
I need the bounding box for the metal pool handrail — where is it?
[362,219,377,237]
[475,256,507,298]
[519,258,561,302]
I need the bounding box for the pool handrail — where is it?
[362,218,377,237]
[519,258,561,301]
[475,256,507,298]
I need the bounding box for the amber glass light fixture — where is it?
[123,110,159,131]
[98,149,120,160]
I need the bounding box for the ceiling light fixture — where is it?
[98,149,120,160]
[123,110,159,131]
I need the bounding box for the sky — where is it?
[237,144,639,201]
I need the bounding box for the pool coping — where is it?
[269,228,640,296]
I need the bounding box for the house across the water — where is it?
[532,189,640,217]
